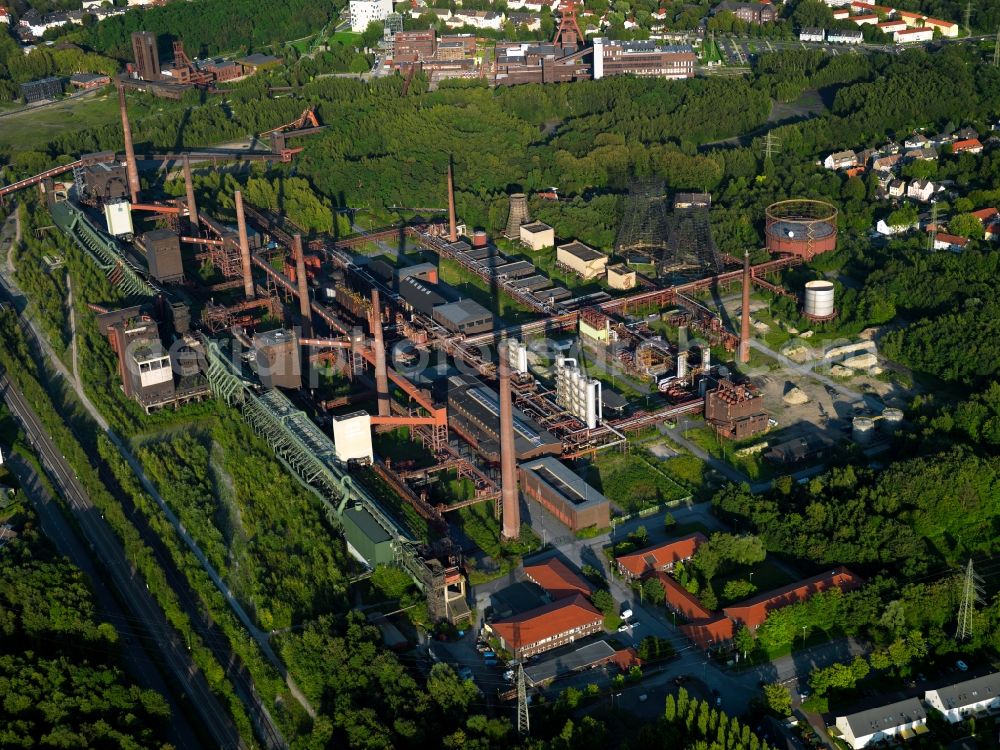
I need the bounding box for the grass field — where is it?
[329,31,362,45]
[0,89,174,152]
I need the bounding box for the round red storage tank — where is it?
[472,230,488,247]
[764,200,838,260]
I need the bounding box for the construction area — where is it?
[0,53,895,629]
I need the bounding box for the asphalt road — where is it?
[7,453,204,750]
[0,373,244,750]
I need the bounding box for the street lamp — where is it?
[801,626,807,646]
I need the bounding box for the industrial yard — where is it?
[3,7,1000,750]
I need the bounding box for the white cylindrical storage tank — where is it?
[677,351,688,380]
[881,408,904,433]
[701,345,711,372]
[852,416,875,444]
[804,280,835,319]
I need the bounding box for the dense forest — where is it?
[0,509,172,747]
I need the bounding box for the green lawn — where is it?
[586,450,690,514]
[1,90,175,152]
[329,31,362,45]
[714,558,796,606]
[684,425,775,482]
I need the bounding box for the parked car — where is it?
[956,660,969,672]
[458,666,474,680]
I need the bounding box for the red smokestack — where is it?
[183,154,198,231]
[293,234,311,337]
[370,290,391,418]
[499,340,520,540]
[117,81,141,203]
[740,250,751,364]
[234,190,254,300]
[447,160,457,243]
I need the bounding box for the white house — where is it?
[800,27,825,42]
[0,7,10,24]
[877,217,915,235]
[349,0,394,32]
[934,232,970,252]
[824,150,858,170]
[828,29,863,43]
[925,672,1000,722]
[448,9,504,29]
[895,27,934,43]
[906,179,936,202]
[834,698,927,749]
[887,178,905,198]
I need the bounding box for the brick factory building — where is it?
[493,42,591,86]
[130,31,160,81]
[432,298,494,334]
[487,595,603,659]
[518,456,611,532]
[394,30,437,60]
[20,76,62,103]
[705,379,768,440]
[615,533,706,580]
[593,39,696,80]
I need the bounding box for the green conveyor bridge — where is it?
[51,202,157,298]
[203,340,442,594]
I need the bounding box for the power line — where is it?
[993,26,1000,67]
[762,132,780,161]
[956,558,984,642]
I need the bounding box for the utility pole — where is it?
[927,202,938,252]
[762,131,781,161]
[516,663,530,735]
[956,559,983,642]
[993,26,1000,67]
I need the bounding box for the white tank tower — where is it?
[804,280,836,321]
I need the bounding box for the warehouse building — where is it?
[487,594,604,659]
[606,263,637,290]
[592,39,696,80]
[342,504,395,565]
[447,375,561,461]
[518,456,610,532]
[524,640,617,687]
[432,298,494,335]
[20,75,63,103]
[520,221,555,251]
[399,276,447,316]
[557,241,608,280]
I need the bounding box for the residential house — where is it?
[924,17,959,37]
[448,10,504,29]
[877,216,916,235]
[924,672,1000,723]
[828,29,863,42]
[895,27,934,43]
[824,150,858,170]
[0,7,10,24]
[834,698,928,749]
[906,179,936,202]
[872,154,902,172]
[952,138,984,155]
[904,132,930,149]
[832,8,851,20]
[887,178,905,198]
[904,146,938,161]
[711,1,777,24]
[956,126,979,141]
[877,20,907,33]
[614,533,707,580]
[971,207,999,239]
[852,13,879,25]
[507,12,541,30]
[800,28,825,42]
[655,571,715,621]
[934,233,969,252]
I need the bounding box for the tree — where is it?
[733,625,756,659]
[643,577,666,606]
[886,203,919,228]
[723,579,757,602]
[427,663,479,713]
[762,683,792,716]
[949,213,985,239]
